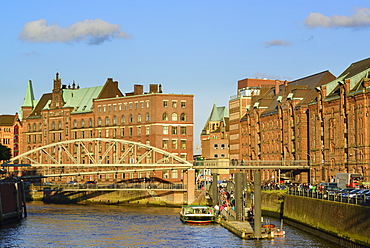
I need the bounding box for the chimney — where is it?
[134,85,144,95]
[275,80,280,95]
[149,84,158,93]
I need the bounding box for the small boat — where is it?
[180,205,215,224]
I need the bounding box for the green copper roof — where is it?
[21,80,35,108]
[62,86,104,113]
[202,102,229,130]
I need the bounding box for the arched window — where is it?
[98,117,102,126]
[137,114,142,123]
[73,120,78,128]
[180,113,186,121]
[81,119,85,127]
[129,114,133,123]
[121,115,125,124]
[52,122,56,130]
[27,124,31,132]
[89,118,93,127]
[113,116,117,125]
[171,113,178,121]
[105,117,110,126]
[146,113,150,122]
[58,121,62,130]
[33,123,36,131]
[162,112,168,121]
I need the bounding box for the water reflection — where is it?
[0,202,338,247]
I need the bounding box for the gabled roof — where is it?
[0,115,15,126]
[28,93,52,117]
[338,57,370,79]
[260,71,336,116]
[324,57,370,99]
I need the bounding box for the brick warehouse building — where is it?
[18,73,193,183]
[225,57,370,184]
[0,114,22,166]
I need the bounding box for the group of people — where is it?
[214,186,235,217]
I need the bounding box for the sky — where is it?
[1,1,370,152]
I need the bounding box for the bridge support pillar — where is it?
[187,169,195,205]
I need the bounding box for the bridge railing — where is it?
[33,182,186,191]
[288,186,370,207]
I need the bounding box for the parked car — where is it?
[350,189,370,198]
[343,189,362,198]
[85,181,96,184]
[67,181,78,185]
[337,188,355,197]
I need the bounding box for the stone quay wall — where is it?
[26,187,206,207]
[262,192,370,247]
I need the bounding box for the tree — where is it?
[0,144,11,162]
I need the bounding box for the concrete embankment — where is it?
[262,192,370,247]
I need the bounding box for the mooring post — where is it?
[187,169,195,205]
[254,170,262,239]
[235,173,243,221]
[211,173,219,206]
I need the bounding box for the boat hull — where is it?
[179,205,215,224]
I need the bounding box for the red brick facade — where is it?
[17,73,193,183]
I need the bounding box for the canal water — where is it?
[1,202,338,247]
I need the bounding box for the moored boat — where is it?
[180,205,215,224]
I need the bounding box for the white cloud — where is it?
[304,7,370,28]
[19,19,130,45]
[253,72,293,81]
[264,39,292,48]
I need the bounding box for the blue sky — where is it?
[1,1,370,151]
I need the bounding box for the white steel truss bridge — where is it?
[3,138,193,181]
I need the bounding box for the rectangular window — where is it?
[172,101,177,108]
[163,100,168,107]
[137,127,141,135]
[163,126,168,135]
[121,128,124,137]
[181,140,186,149]
[172,140,178,149]
[162,140,169,149]
[129,127,133,136]
[172,126,177,135]
[171,170,178,179]
[146,100,150,108]
[181,126,186,135]
[146,126,150,135]
[181,101,186,108]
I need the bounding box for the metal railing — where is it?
[288,187,370,206]
[28,182,186,191]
